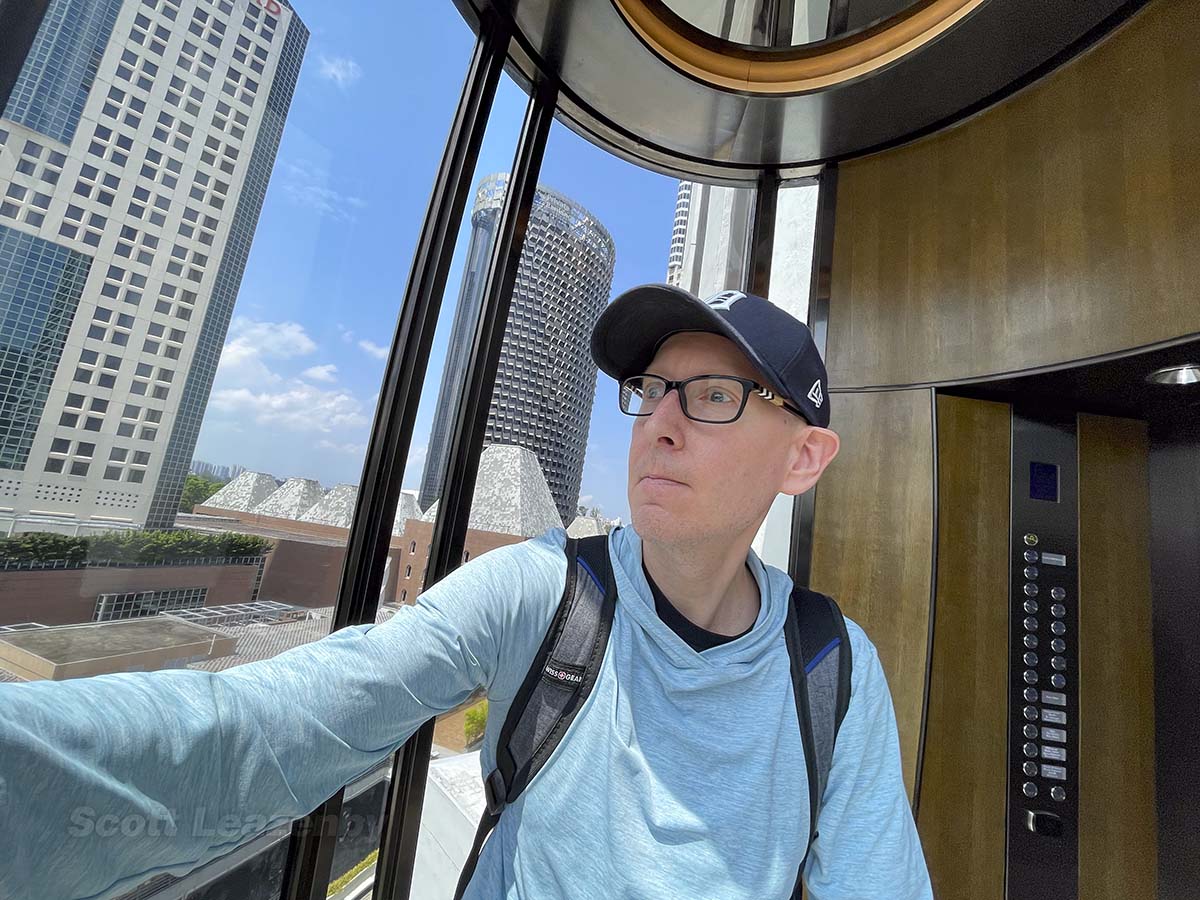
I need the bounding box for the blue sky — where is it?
[192,1,681,523]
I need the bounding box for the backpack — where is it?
[454,534,853,899]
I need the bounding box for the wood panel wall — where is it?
[808,388,933,798]
[1077,413,1157,900]
[918,395,1010,900]
[825,0,1200,389]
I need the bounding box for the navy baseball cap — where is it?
[590,283,830,428]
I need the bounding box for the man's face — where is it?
[627,331,810,547]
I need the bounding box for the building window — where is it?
[93,587,208,622]
[405,565,412,578]
[409,541,416,553]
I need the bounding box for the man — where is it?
[0,284,932,899]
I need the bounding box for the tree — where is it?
[179,474,226,512]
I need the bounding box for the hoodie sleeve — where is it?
[0,528,567,900]
[802,620,935,900]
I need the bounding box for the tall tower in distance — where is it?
[419,174,616,524]
[0,0,307,534]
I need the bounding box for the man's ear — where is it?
[780,426,840,497]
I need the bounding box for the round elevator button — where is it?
[1051,638,1065,653]
[1051,786,1066,801]
[1051,621,1067,636]
[1024,617,1038,632]
[1024,583,1039,597]
[1023,670,1038,685]
[1024,550,1039,563]
[1024,761,1038,777]
[1024,533,1039,546]
[1024,652,1038,666]
[1023,782,1038,798]
[1051,674,1066,689]
[1051,656,1066,671]
[1024,566,1039,580]
[1051,603,1066,618]
[1024,634,1038,649]
[1024,724,1038,739]
[1024,688,1039,702]
[1051,587,1066,600]
[1023,705,1038,721]
[1023,742,1038,758]
[1024,599,1039,614]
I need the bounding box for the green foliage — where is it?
[179,474,227,512]
[0,530,272,564]
[464,699,489,747]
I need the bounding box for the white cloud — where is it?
[216,318,318,386]
[211,384,370,433]
[317,54,363,88]
[301,364,338,383]
[336,323,354,344]
[358,339,388,360]
[280,160,366,223]
[318,439,367,456]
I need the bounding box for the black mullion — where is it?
[373,78,557,900]
[278,18,509,900]
[744,168,779,299]
[789,164,838,588]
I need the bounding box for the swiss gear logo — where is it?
[807,379,824,408]
[704,290,746,311]
[543,660,585,689]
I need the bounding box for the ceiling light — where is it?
[1146,364,1200,386]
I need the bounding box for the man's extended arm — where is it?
[0,529,567,900]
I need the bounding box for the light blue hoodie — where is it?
[0,525,932,899]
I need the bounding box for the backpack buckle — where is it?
[484,769,507,816]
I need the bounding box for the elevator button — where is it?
[1024,566,1039,580]
[1041,708,1067,725]
[1051,656,1066,671]
[1024,599,1039,614]
[1023,782,1038,798]
[1051,603,1066,618]
[1026,809,1064,836]
[1024,688,1039,702]
[1024,705,1039,721]
[1041,691,1067,707]
[1051,621,1067,636]
[1041,764,1067,781]
[1042,745,1067,762]
[1024,583,1039,597]
[1023,652,1038,666]
[1051,638,1065,653]
[1041,726,1067,743]
[1024,634,1039,649]
[1050,674,1066,689]
[1024,533,1039,546]
[1023,761,1038,776]
[1024,550,1039,563]
[1023,742,1039,758]
[1024,724,1038,739]
[1024,617,1038,632]
[1051,587,1066,600]
[1051,786,1066,802]
[1023,669,1038,685]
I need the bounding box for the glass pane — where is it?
[657,0,921,46]
[0,1,478,898]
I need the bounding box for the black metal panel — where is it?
[1006,407,1079,900]
[0,0,51,112]
[375,77,556,900]
[278,19,509,900]
[789,164,836,588]
[744,169,778,297]
[452,0,1146,181]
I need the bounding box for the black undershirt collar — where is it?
[643,561,755,652]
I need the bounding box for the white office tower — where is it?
[0,0,308,534]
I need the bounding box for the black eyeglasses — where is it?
[619,373,808,424]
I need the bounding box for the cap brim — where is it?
[590,283,792,402]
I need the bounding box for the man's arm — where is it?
[802,621,934,899]
[0,529,567,900]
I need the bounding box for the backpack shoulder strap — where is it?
[783,586,853,897]
[454,534,616,899]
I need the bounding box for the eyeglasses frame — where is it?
[619,372,810,424]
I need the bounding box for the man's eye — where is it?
[706,390,731,403]
[645,385,664,399]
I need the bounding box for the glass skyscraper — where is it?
[418,173,616,524]
[0,0,307,533]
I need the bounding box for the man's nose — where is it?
[645,385,687,445]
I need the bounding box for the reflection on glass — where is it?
[657,0,922,46]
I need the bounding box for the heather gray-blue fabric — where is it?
[0,525,932,899]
